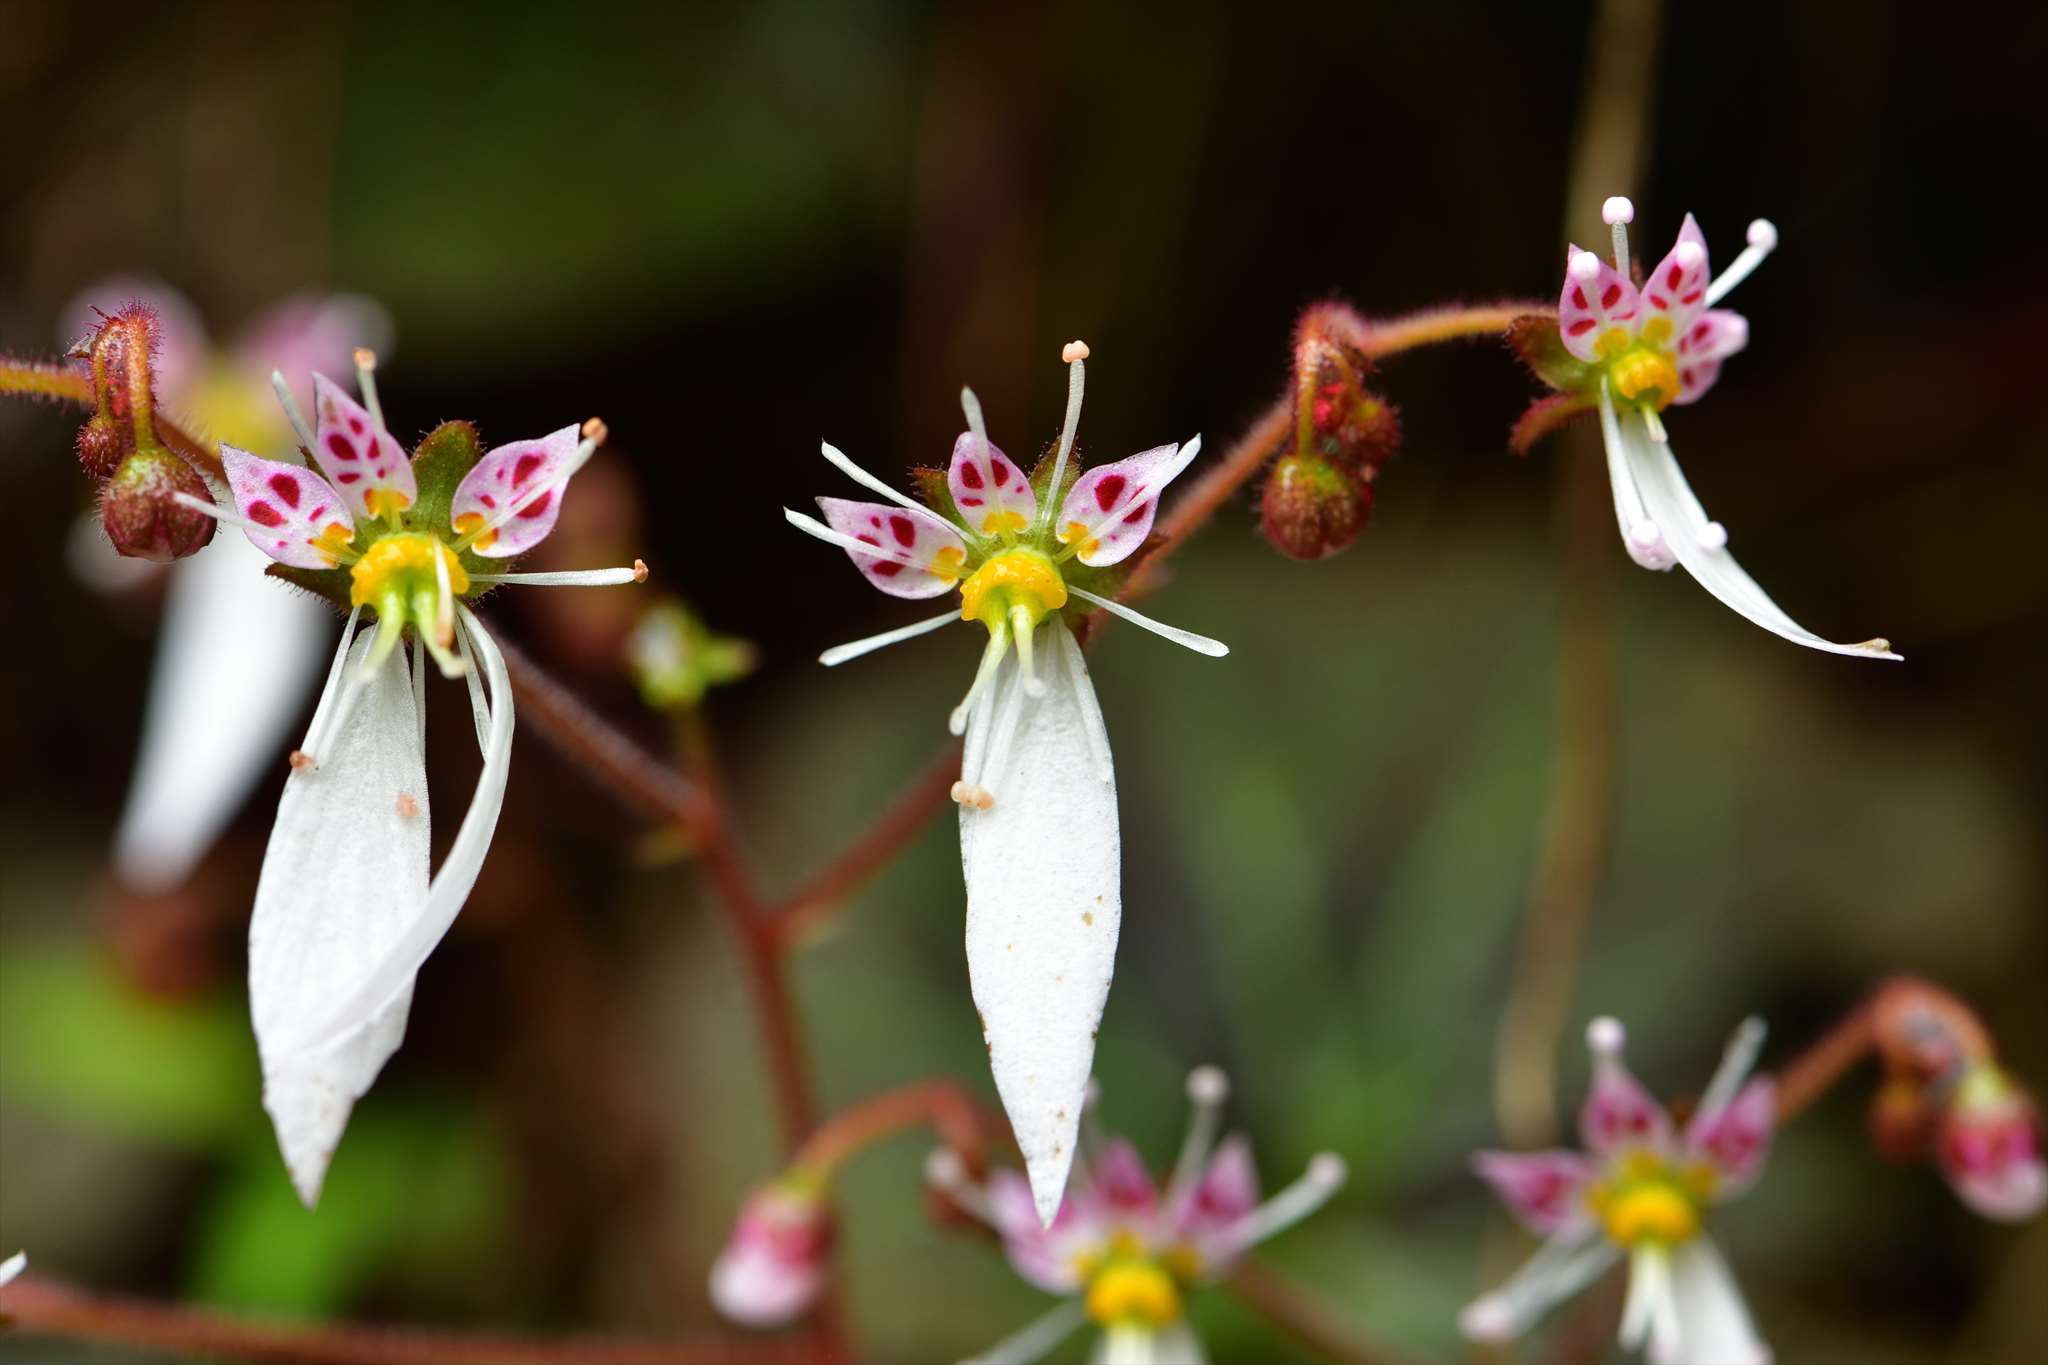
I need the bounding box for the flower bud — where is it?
[1259,453,1372,561]
[708,1180,834,1328]
[1868,1074,1934,1162]
[1293,302,1402,475]
[627,599,756,710]
[100,447,214,561]
[1934,1063,2047,1222]
[76,413,133,479]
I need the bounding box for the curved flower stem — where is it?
[0,1273,824,1365]
[1222,1260,1417,1365]
[1773,975,1991,1122]
[1337,301,1549,363]
[1774,999,1876,1123]
[796,1079,1001,1175]
[0,355,92,404]
[1117,395,1293,604]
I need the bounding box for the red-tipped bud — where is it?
[1293,303,1401,474]
[708,1180,834,1328]
[100,447,214,561]
[1260,453,1372,561]
[1934,1064,2046,1223]
[76,413,133,479]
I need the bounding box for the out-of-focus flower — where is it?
[61,281,392,896]
[927,1066,1346,1364]
[1934,1063,2045,1222]
[708,1177,835,1327]
[627,598,756,709]
[1259,303,1397,561]
[0,1251,24,1287]
[180,353,644,1205]
[1464,1017,1776,1365]
[788,342,1228,1226]
[1512,198,1895,660]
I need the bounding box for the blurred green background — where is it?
[2,1,2045,1361]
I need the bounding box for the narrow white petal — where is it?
[249,628,428,1207]
[1657,1237,1771,1365]
[467,566,644,587]
[1690,1016,1768,1136]
[294,606,515,1057]
[1619,411,1899,659]
[112,533,335,894]
[1596,383,1676,571]
[962,619,1121,1226]
[965,1298,1089,1365]
[1459,1226,1620,1343]
[0,1250,24,1286]
[783,507,930,571]
[819,609,959,666]
[1067,587,1229,658]
[820,441,962,531]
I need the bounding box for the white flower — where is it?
[787,342,1227,1224]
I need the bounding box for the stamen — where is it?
[270,370,316,455]
[950,781,996,810]
[353,347,385,438]
[1163,1066,1230,1218]
[1201,1153,1347,1262]
[820,609,957,666]
[431,538,457,648]
[1702,219,1778,307]
[1011,606,1046,697]
[960,387,1009,545]
[1067,587,1228,657]
[1569,250,1602,284]
[1588,1016,1627,1057]
[783,508,932,574]
[413,588,467,678]
[1602,196,1635,278]
[172,491,360,565]
[820,442,946,521]
[1638,403,1667,444]
[468,564,647,588]
[949,616,1012,736]
[923,1148,999,1228]
[1694,1016,1768,1127]
[1036,343,1088,534]
[1696,522,1728,551]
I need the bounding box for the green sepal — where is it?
[1506,313,1595,393]
[1026,445,1083,516]
[408,421,485,541]
[911,465,962,524]
[266,562,353,608]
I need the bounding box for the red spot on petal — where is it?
[1680,289,1703,305]
[268,473,300,507]
[991,461,1009,487]
[1093,473,1127,512]
[958,462,984,489]
[248,502,285,527]
[1649,295,1669,310]
[1122,500,1151,525]
[1601,284,1622,310]
[960,495,984,506]
[1567,319,1597,336]
[516,489,553,519]
[513,453,544,486]
[857,534,880,547]
[1571,286,1588,310]
[307,504,326,521]
[889,514,916,547]
[1666,264,1684,290]
[873,562,902,577]
[349,417,364,435]
[1694,322,1711,339]
[480,493,497,509]
[326,433,357,461]
[337,471,361,484]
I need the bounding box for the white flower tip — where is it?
[1630,521,1665,548]
[1855,638,1902,660]
[352,346,378,372]
[1602,195,1635,225]
[580,416,609,446]
[1459,1295,1519,1343]
[632,558,649,584]
[1570,250,1602,281]
[1028,1166,1067,1229]
[1676,241,1707,270]
[1589,1016,1627,1054]
[1305,1152,1349,1191]
[1186,1065,1230,1106]
[1062,340,1090,363]
[1746,219,1779,251]
[951,780,996,811]
[0,1250,25,1287]
[288,749,317,774]
[924,1146,969,1190]
[947,705,971,736]
[1696,521,1729,551]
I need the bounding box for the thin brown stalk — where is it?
[1224,1260,1416,1365]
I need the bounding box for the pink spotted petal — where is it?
[219,443,355,569]
[1055,443,1187,567]
[1177,1134,1261,1243]
[1641,213,1713,334]
[1581,1052,1672,1157]
[1671,310,1750,405]
[1685,1078,1776,1196]
[947,430,1037,537]
[987,1169,1092,1294]
[816,497,970,600]
[310,372,415,521]
[1093,1138,1161,1217]
[1558,246,1644,362]
[1473,1149,1598,1236]
[449,425,582,558]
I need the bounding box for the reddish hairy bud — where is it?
[76,413,133,479]
[1260,453,1372,561]
[1293,303,1401,474]
[101,447,214,561]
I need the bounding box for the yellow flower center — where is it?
[1595,322,1682,408]
[1587,1151,1717,1249]
[957,548,1066,627]
[1084,1258,1182,1330]
[349,532,469,609]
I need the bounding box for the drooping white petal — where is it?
[966,1298,1090,1365]
[1655,1237,1771,1365]
[1616,406,1899,659]
[962,618,1120,1227]
[0,1250,25,1286]
[1090,1320,1207,1365]
[249,626,429,1206]
[292,606,516,1058]
[1459,1226,1621,1344]
[1620,1245,1678,1355]
[113,531,333,893]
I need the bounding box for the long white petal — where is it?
[295,606,516,1057]
[1068,587,1229,657]
[1459,1225,1620,1343]
[819,609,958,665]
[0,1250,24,1286]
[966,1298,1089,1365]
[249,627,428,1206]
[1656,1237,1771,1365]
[962,619,1121,1226]
[1619,410,1899,660]
[113,533,334,893]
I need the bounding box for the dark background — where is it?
[3,2,2044,1360]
